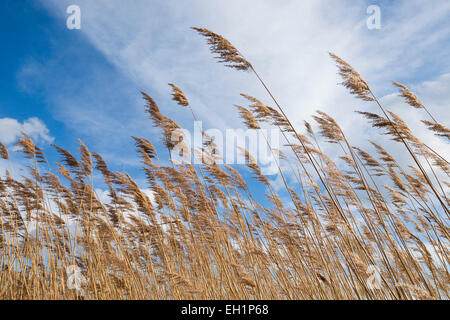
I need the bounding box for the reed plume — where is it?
[0,142,8,160]
[191,27,252,71]
[169,83,189,107]
[0,27,448,301]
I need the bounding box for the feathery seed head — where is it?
[0,142,8,160]
[329,53,374,101]
[392,81,423,109]
[234,105,260,129]
[168,83,189,107]
[192,27,252,71]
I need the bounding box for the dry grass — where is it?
[0,28,448,300]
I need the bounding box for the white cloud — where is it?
[0,117,54,145]
[37,0,449,173]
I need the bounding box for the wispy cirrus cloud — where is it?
[30,0,449,172]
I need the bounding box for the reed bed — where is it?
[0,28,448,300]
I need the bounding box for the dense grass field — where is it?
[0,28,448,299]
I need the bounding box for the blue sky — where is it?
[1,0,449,195]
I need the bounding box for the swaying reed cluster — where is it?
[0,27,448,300]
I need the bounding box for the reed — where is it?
[0,28,448,300]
